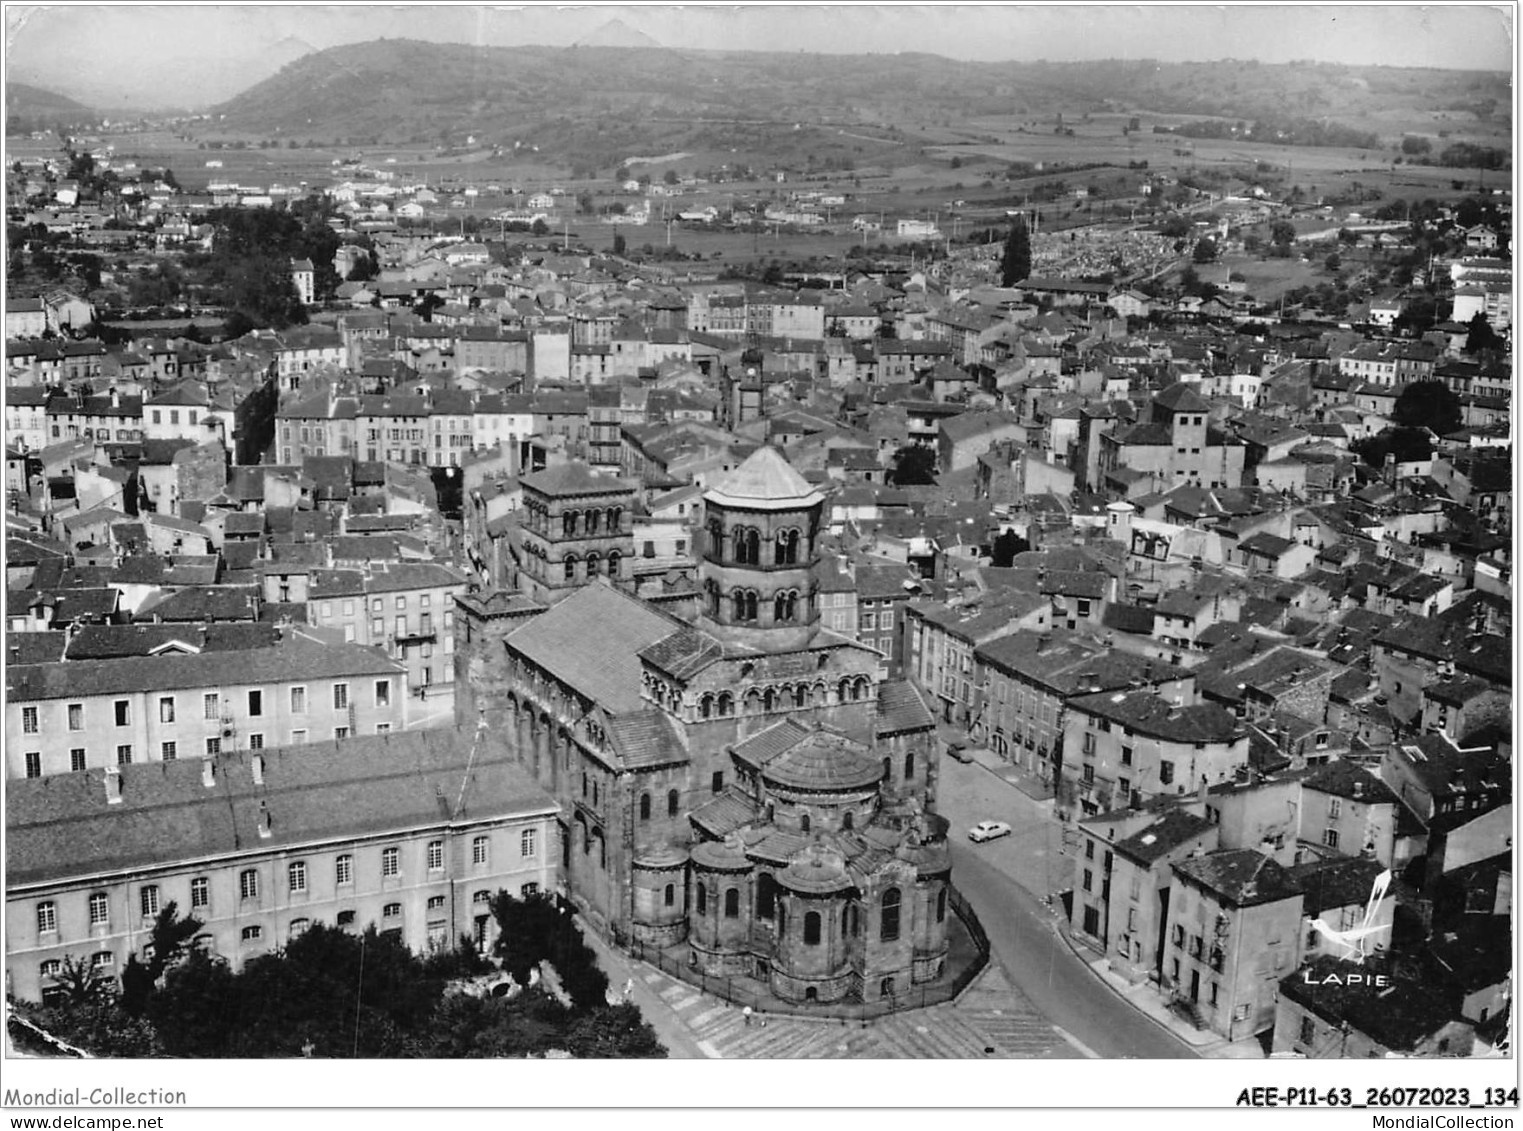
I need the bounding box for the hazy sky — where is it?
[5,3,1515,109]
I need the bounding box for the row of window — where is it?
[21,725,393,778]
[19,680,390,735]
[37,833,537,935]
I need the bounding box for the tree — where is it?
[889,444,937,486]
[1000,218,1031,286]
[989,529,1031,568]
[662,169,679,186]
[1324,253,1341,273]
[612,232,627,256]
[1352,427,1434,469]
[1192,237,1217,263]
[1393,380,1463,437]
[1401,136,1432,157]
[1465,313,1503,354]
[531,218,550,237]
[346,252,378,282]
[491,891,561,985]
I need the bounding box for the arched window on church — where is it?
[775,527,800,565]
[585,551,601,577]
[800,812,811,834]
[793,685,807,708]
[585,509,600,534]
[904,751,915,780]
[707,518,723,559]
[724,888,740,918]
[696,884,707,916]
[842,810,854,831]
[837,678,851,703]
[936,887,947,924]
[843,904,852,935]
[668,789,680,817]
[773,589,797,623]
[740,590,758,622]
[853,676,869,701]
[639,793,651,821]
[763,687,776,712]
[608,552,621,578]
[700,694,714,720]
[664,883,675,907]
[743,688,762,714]
[608,507,622,532]
[563,511,578,537]
[717,692,734,717]
[880,888,901,942]
[756,873,777,919]
[563,555,578,581]
[706,579,720,617]
[803,911,821,945]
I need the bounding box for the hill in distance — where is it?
[208,38,1512,171]
[6,81,93,116]
[573,18,664,49]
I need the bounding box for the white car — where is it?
[968,820,1012,843]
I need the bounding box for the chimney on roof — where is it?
[104,765,123,805]
[201,759,215,789]
[251,753,265,786]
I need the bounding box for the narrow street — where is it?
[938,756,1197,1059]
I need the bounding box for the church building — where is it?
[457,445,952,1004]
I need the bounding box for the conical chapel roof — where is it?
[704,445,823,511]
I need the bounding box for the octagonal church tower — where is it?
[699,444,823,652]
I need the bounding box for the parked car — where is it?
[947,741,972,764]
[968,820,1012,843]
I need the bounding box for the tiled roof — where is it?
[704,445,822,510]
[638,625,724,680]
[505,581,679,714]
[518,460,633,498]
[1290,856,1390,918]
[875,679,934,735]
[761,728,884,791]
[135,585,259,623]
[64,622,280,660]
[6,632,67,666]
[1300,761,1399,806]
[9,639,403,702]
[605,711,688,770]
[1279,955,1458,1051]
[732,718,814,769]
[689,788,760,839]
[1174,848,1301,908]
[307,562,467,598]
[6,731,557,889]
[1069,688,1241,745]
[1113,808,1217,864]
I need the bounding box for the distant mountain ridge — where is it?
[207,38,1511,169]
[6,81,93,116]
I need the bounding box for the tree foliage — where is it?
[1000,218,1031,286]
[889,444,938,486]
[1392,381,1463,438]
[989,529,1032,568]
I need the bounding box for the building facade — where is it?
[5,732,558,1005]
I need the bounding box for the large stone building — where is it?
[456,446,952,1004]
[6,730,559,1005]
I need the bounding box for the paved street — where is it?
[937,755,1198,1059]
[579,918,1087,1059]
